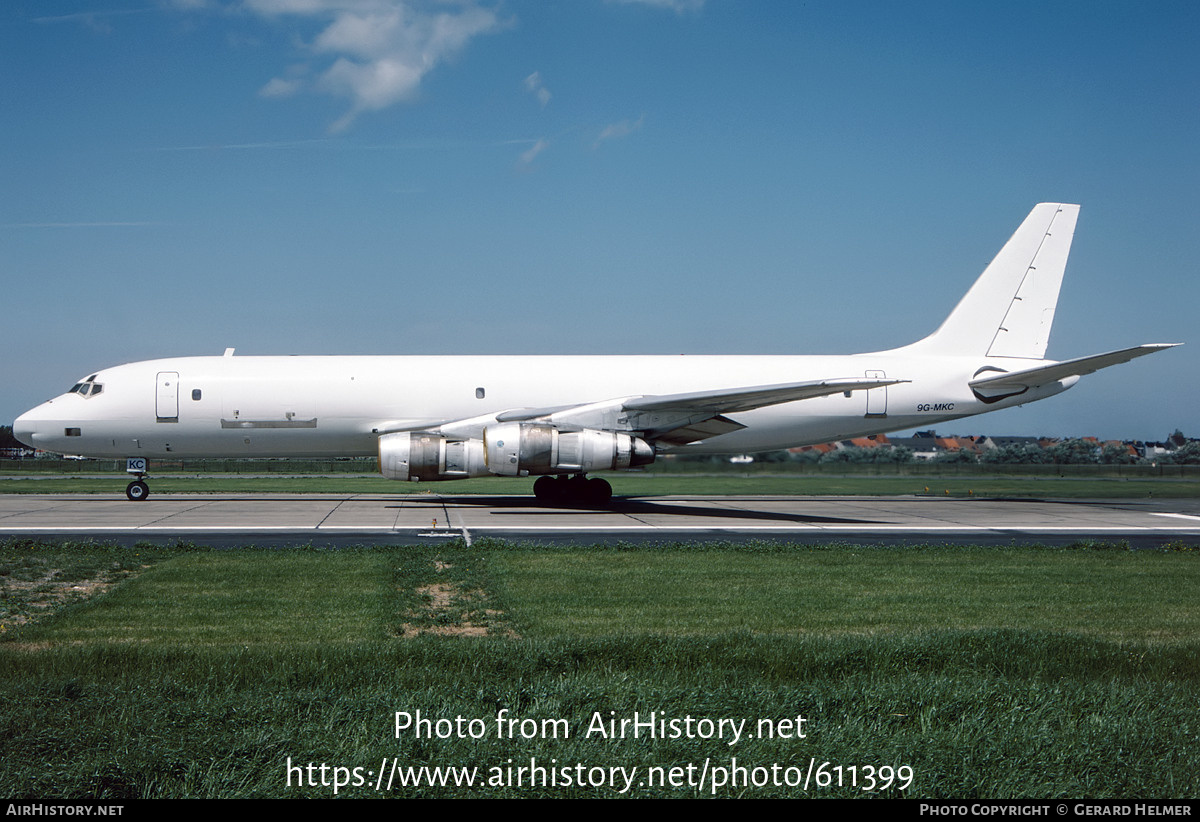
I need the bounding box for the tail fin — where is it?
[908,203,1080,359]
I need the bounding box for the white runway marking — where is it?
[1152,512,1200,522]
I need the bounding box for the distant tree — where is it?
[931,448,978,464]
[1099,443,1139,465]
[979,444,1051,464]
[1047,438,1099,464]
[877,445,915,464]
[0,425,19,451]
[819,446,914,464]
[818,447,862,464]
[1162,441,1200,465]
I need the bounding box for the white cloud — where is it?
[524,71,551,107]
[259,76,302,98]
[519,138,549,166]
[242,0,346,15]
[594,114,645,148]
[247,1,506,131]
[321,55,424,108]
[313,9,406,58]
[607,0,705,13]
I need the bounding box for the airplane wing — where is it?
[380,376,905,446]
[623,377,908,445]
[524,377,906,446]
[969,344,1179,397]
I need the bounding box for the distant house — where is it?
[935,435,983,455]
[1144,442,1173,461]
[790,434,892,458]
[979,435,1041,451]
[887,430,945,461]
[839,434,892,450]
[789,442,838,457]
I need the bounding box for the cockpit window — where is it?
[69,377,104,398]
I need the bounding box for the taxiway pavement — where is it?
[1,493,1198,548]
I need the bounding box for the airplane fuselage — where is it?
[14,351,1071,461]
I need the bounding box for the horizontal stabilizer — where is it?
[969,344,1179,396]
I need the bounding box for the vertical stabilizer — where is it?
[909,203,1079,359]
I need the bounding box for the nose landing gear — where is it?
[124,458,150,501]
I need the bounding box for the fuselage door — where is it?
[156,371,179,422]
[865,369,887,418]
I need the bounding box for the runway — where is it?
[1,492,1198,548]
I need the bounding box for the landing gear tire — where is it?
[533,475,559,504]
[585,477,612,504]
[126,480,150,501]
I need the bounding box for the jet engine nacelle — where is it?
[378,432,488,481]
[483,422,655,476]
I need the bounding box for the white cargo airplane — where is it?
[13,203,1178,503]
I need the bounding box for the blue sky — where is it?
[2,0,1196,441]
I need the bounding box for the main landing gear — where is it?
[533,474,613,506]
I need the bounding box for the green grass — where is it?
[488,544,1200,641]
[49,552,394,646]
[1,540,1197,798]
[0,541,157,632]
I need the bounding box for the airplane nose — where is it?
[13,406,50,449]
[13,411,39,448]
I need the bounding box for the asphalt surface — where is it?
[1,492,1198,548]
